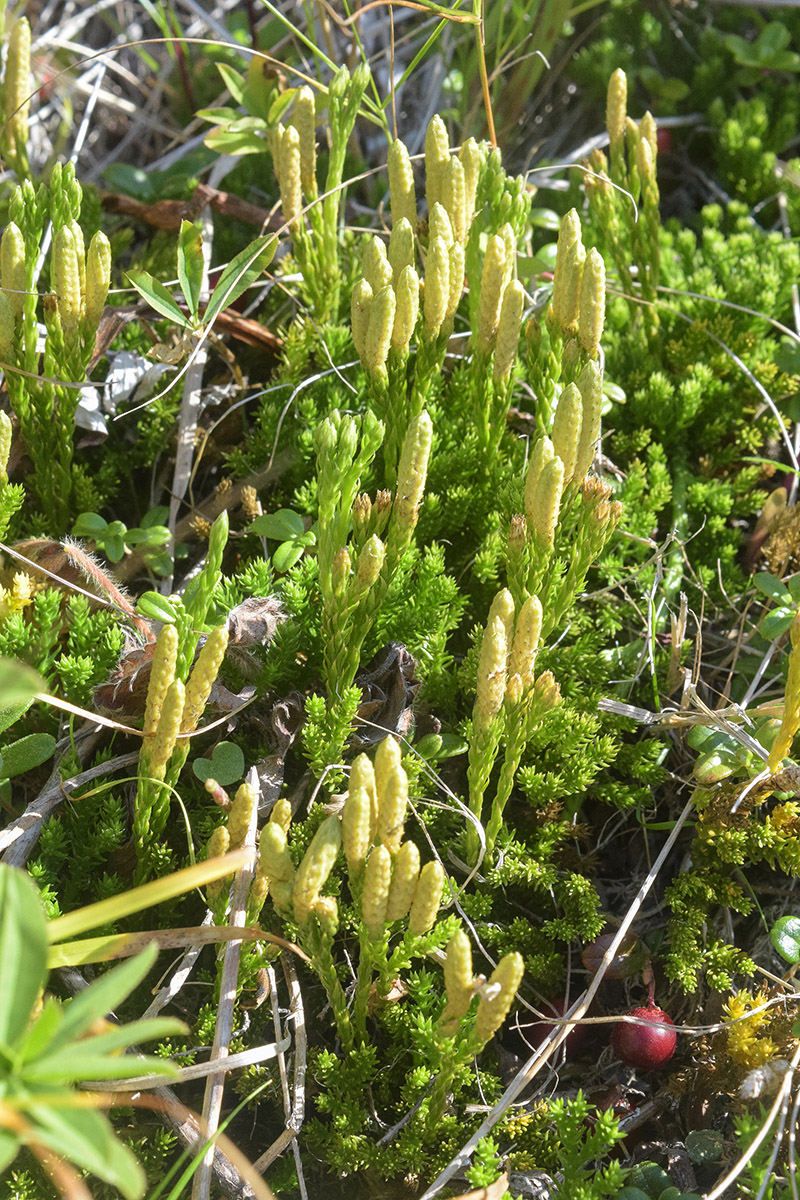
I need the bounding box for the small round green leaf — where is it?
[272,541,306,573]
[72,512,110,538]
[685,1129,724,1164]
[136,592,179,624]
[770,915,800,963]
[759,608,795,641]
[193,741,246,787]
[753,572,790,603]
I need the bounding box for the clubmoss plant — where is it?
[0,15,31,178]
[0,165,110,531]
[133,512,231,881]
[271,66,370,322]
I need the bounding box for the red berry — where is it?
[611,1004,676,1068]
[515,996,587,1059]
[656,127,672,155]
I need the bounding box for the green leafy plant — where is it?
[72,506,175,576]
[249,507,317,572]
[0,864,183,1197]
[126,219,276,358]
[722,21,800,84]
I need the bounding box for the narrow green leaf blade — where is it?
[16,996,63,1063]
[177,220,204,323]
[58,1014,185,1059]
[126,270,189,327]
[0,865,48,1047]
[25,1041,181,1083]
[43,943,159,1049]
[205,235,277,324]
[29,1105,146,1200]
[47,850,251,941]
[215,61,246,103]
[0,1128,20,1173]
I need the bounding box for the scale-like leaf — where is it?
[28,1105,146,1200]
[0,865,48,1047]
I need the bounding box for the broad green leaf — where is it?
[760,608,795,641]
[759,21,791,58]
[250,508,306,539]
[687,723,720,751]
[192,740,246,786]
[177,220,204,323]
[0,658,46,710]
[788,576,800,605]
[243,57,285,122]
[693,749,737,785]
[40,943,160,1049]
[140,505,169,528]
[0,733,55,779]
[195,106,246,125]
[0,699,33,735]
[267,89,296,127]
[215,61,246,103]
[102,163,154,200]
[51,1015,183,1060]
[104,534,125,562]
[136,590,179,624]
[148,551,174,577]
[0,1128,20,1173]
[770,915,800,963]
[204,126,269,156]
[272,540,306,573]
[29,1105,146,1200]
[126,269,190,327]
[753,572,790,603]
[0,865,48,1047]
[205,234,277,324]
[724,33,755,63]
[529,208,561,231]
[72,511,109,537]
[126,525,170,547]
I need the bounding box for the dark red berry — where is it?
[656,127,672,155]
[611,1004,676,1068]
[581,931,646,980]
[515,996,587,1059]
